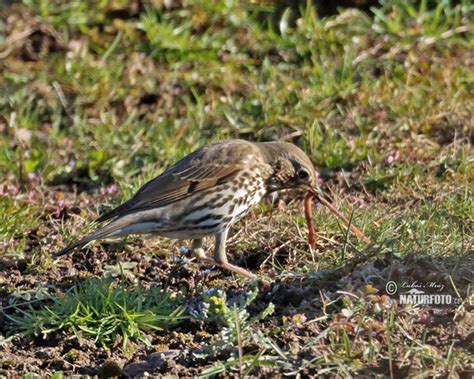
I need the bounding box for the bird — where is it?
[54,139,364,280]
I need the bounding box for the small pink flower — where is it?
[106,183,119,195]
[7,184,19,196]
[386,150,401,165]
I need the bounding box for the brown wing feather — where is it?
[96,140,256,223]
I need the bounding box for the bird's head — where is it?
[257,141,320,194]
[257,140,371,246]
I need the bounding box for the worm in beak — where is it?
[304,188,372,247]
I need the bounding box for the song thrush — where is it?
[55,139,369,280]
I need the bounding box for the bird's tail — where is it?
[54,234,97,257]
[54,219,128,257]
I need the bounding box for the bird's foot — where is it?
[191,247,207,259]
[180,246,208,259]
[190,254,271,290]
[194,255,257,280]
[218,261,258,281]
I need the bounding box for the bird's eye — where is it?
[297,168,310,181]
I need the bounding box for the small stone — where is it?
[35,350,49,360]
[147,350,180,369]
[179,246,190,255]
[147,353,165,369]
[122,361,151,378]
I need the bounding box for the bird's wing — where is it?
[96,141,255,222]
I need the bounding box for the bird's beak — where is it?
[308,187,372,245]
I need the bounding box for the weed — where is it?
[4,278,185,349]
[192,288,284,376]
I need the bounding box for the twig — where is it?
[0,27,36,59]
[53,81,73,121]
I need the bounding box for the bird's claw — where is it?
[191,248,207,259]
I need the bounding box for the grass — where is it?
[0,0,472,376]
[3,277,185,349]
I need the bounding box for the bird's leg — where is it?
[192,229,257,280]
[215,230,271,290]
[213,230,257,280]
[190,238,207,259]
[213,229,229,264]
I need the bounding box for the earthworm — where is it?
[304,192,317,248]
[307,189,372,246]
